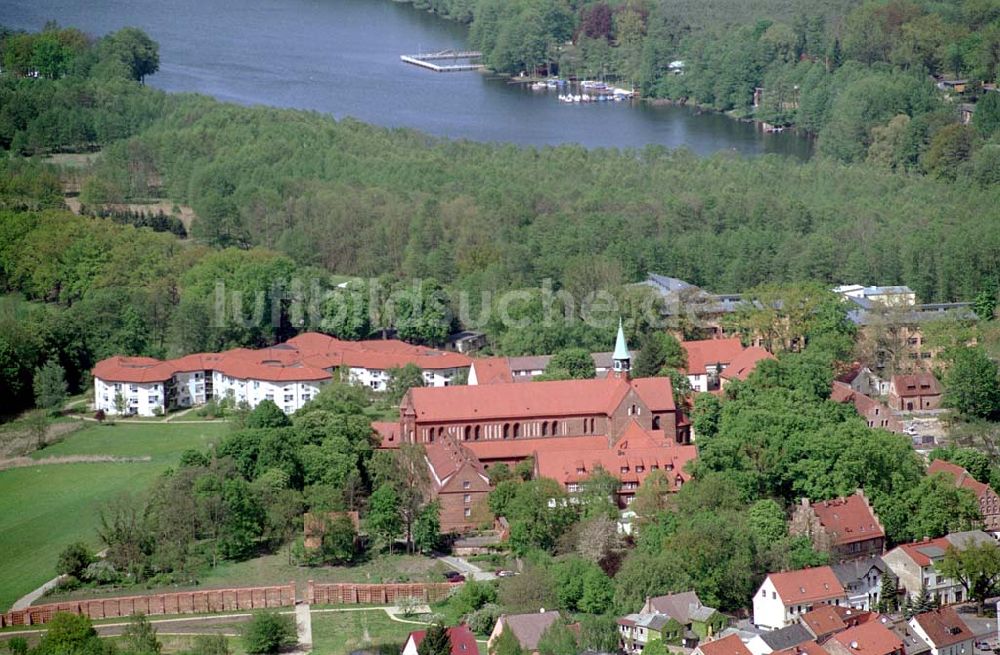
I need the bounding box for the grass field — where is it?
[310,610,426,655]
[0,421,228,611]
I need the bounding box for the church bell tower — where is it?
[612,318,631,379]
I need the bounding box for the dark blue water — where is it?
[0,0,813,158]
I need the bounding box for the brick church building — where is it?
[396,322,697,533]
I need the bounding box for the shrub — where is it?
[56,542,94,578]
[242,611,297,654]
[465,603,503,635]
[7,637,28,655]
[82,560,121,584]
[189,635,231,655]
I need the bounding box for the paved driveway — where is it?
[437,555,497,581]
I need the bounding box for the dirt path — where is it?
[0,455,151,472]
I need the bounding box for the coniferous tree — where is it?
[418,622,451,655]
[876,573,898,613]
[33,359,67,413]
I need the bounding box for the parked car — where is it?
[976,643,991,651]
[496,570,517,577]
[443,571,465,582]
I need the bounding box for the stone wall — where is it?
[0,583,296,628]
[306,581,458,605]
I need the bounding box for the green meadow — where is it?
[0,421,227,611]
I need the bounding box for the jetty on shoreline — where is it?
[400,49,484,73]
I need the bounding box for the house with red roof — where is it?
[830,382,903,433]
[927,460,1000,534]
[720,347,775,387]
[694,634,756,655]
[402,624,478,655]
[888,374,942,412]
[753,567,848,631]
[93,332,470,416]
[825,620,905,655]
[908,608,974,655]
[424,439,492,532]
[682,338,747,392]
[882,531,994,605]
[790,491,886,563]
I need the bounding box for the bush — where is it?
[81,560,121,585]
[188,635,231,655]
[57,542,94,578]
[465,602,503,635]
[7,637,28,655]
[242,611,297,654]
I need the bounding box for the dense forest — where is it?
[398,0,1000,166]
[0,21,999,416]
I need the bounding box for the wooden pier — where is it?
[400,49,484,73]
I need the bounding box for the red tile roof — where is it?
[801,607,848,637]
[832,621,904,655]
[774,641,828,655]
[720,347,774,381]
[927,460,990,498]
[94,332,470,383]
[893,538,952,567]
[682,338,745,376]
[406,375,674,423]
[536,441,696,488]
[809,493,885,546]
[407,625,478,655]
[890,374,942,398]
[697,634,754,655]
[464,436,612,461]
[372,421,400,449]
[911,608,973,648]
[471,357,514,385]
[768,566,846,604]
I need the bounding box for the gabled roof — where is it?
[831,558,886,587]
[697,634,754,655]
[927,460,990,498]
[808,492,885,546]
[424,441,489,492]
[891,538,952,567]
[470,357,514,385]
[911,607,973,648]
[890,620,932,655]
[760,624,813,651]
[766,567,846,604]
[536,442,696,488]
[372,421,401,449]
[773,640,828,655]
[720,347,774,381]
[500,611,561,650]
[406,624,478,655]
[801,606,848,638]
[890,374,942,398]
[406,375,674,423]
[682,338,745,376]
[645,590,717,625]
[832,621,904,655]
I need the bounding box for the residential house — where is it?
[824,620,905,655]
[746,624,814,655]
[889,619,933,655]
[790,491,886,563]
[681,338,746,392]
[720,347,775,387]
[831,382,903,432]
[618,613,684,653]
[882,531,995,605]
[831,558,886,611]
[93,332,471,416]
[926,460,1000,535]
[753,567,848,631]
[834,285,917,308]
[425,439,492,533]
[800,607,873,643]
[908,608,974,655]
[489,611,562,655]
[694,634,756,655]
[888,374,942,412]
[836,366,890,398]
[642,591,727,642]
[403,624,478,655]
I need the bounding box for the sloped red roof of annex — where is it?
[832,620,904,655]
[407,625,478,655]
[470,357,515,384]
[810,493,885,546]
[893,537,952,567]
[911,607,973,647]
[927,460,990,497]
[536,442,696,487]
[768,566,845,604]
[682,338,745,376]
[720,346,774,381]
[698,634,754,655]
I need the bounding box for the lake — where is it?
[1,0,813,157]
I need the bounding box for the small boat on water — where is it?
[531,82,547,90]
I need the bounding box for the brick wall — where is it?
[0,583,296,628]
[306,581,459,605]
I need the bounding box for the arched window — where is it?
[438,426,445,439]
[542,422,548,437]
[464,425,471,441]
[513,423,521,438]
[474,425,481,440]
[503,423,510,439]
[652,416,661,430]
[551,420,559,436]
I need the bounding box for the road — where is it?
[437,555,496,581]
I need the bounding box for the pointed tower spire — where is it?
[612,318,631,379]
